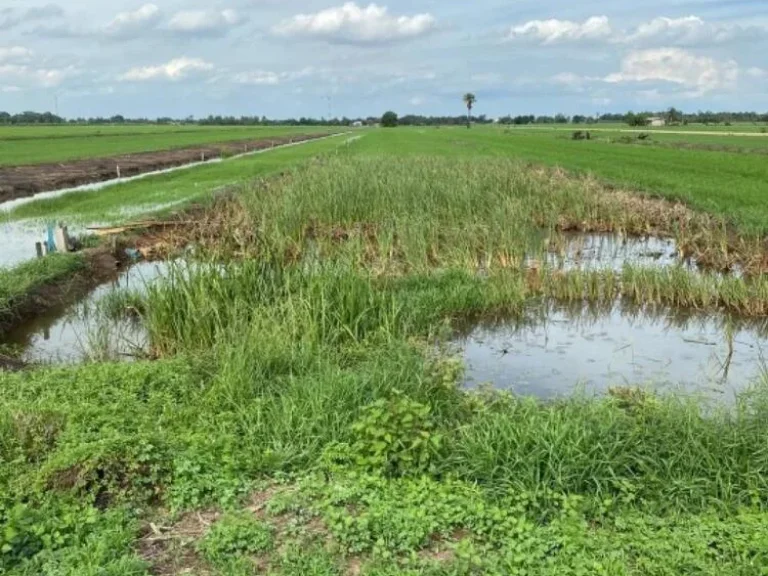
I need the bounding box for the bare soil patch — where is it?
[0,133,332,203]
[138,510,219,576]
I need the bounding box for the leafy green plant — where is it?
[39,436,170,506]
[276,545,342,576]
[197,512,274,562]
[350,393,443,477]
[0,500,98,571]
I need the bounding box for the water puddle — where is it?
[0,219,94,268]
[1,260,170,363]
[0,220,50,267]
[456,301,768,400]
[541,233,692,271]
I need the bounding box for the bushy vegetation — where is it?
[4,136,768,574]
[381,111,398,128]
[4,298,768,573]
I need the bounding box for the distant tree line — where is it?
[1,109,767,127]
[497,109,768,127]
[497,114,574,125]
[0,111,65,124]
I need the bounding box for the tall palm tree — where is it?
[463,93,476,129]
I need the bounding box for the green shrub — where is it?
[197,512,274,562]
[0,500,98,571]
[349,392,443,477]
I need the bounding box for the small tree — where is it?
[666,107,683,125]
[626,111,648,127]
[381,111,398,128]
[462,93,476,129]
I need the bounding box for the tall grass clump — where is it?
[141,258,534,357]
[240,156,561,270]
[444,385,768,511]
[538,264,768,317]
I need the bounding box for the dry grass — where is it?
[138,510,219,576]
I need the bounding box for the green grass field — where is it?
[352,127,768,233]
[3,125,768,575]
[507,125,768,150]
[512,122,768,133]
[0,125,329,166]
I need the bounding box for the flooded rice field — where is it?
[456,301,768,400]
[1,261,170,363]
[3,225,762,397]
[0,132,341,204]
[0,133,357,269]
[0,219,55,267]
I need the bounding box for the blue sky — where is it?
[0,0,766,119]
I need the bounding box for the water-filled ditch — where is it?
[1,261,170,363]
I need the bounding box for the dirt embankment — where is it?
[0,133,333,204]
[0,249,127,339]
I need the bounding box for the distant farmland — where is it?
[0,124,329,166]
[350,126,768,233]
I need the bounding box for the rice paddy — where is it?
[2,125,768,575]
[0,124,330,166]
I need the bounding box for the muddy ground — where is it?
[0,133,332,203]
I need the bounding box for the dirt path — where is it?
[0,133,332,204]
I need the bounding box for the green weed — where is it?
[197,512,274,562]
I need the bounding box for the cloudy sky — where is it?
[1,0,767,119]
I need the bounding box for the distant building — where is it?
[647,117,666,127]
[352,120,363,127]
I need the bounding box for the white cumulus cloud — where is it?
[604,48,738,94]
[105,4,161,38]
[625,16,708,44]
[0,63,79,88]
[118,57,214,82]
[622,16,767,46]
[0,46,33,63]
[505,14,768,46]
[506,16,612,44]
[167,9,243,35]
[233,67,320,86]
[273,2,435,44]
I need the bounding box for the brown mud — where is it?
[0,133,332,203]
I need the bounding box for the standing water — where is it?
[456,301,768,400]
[1,261,171,363]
